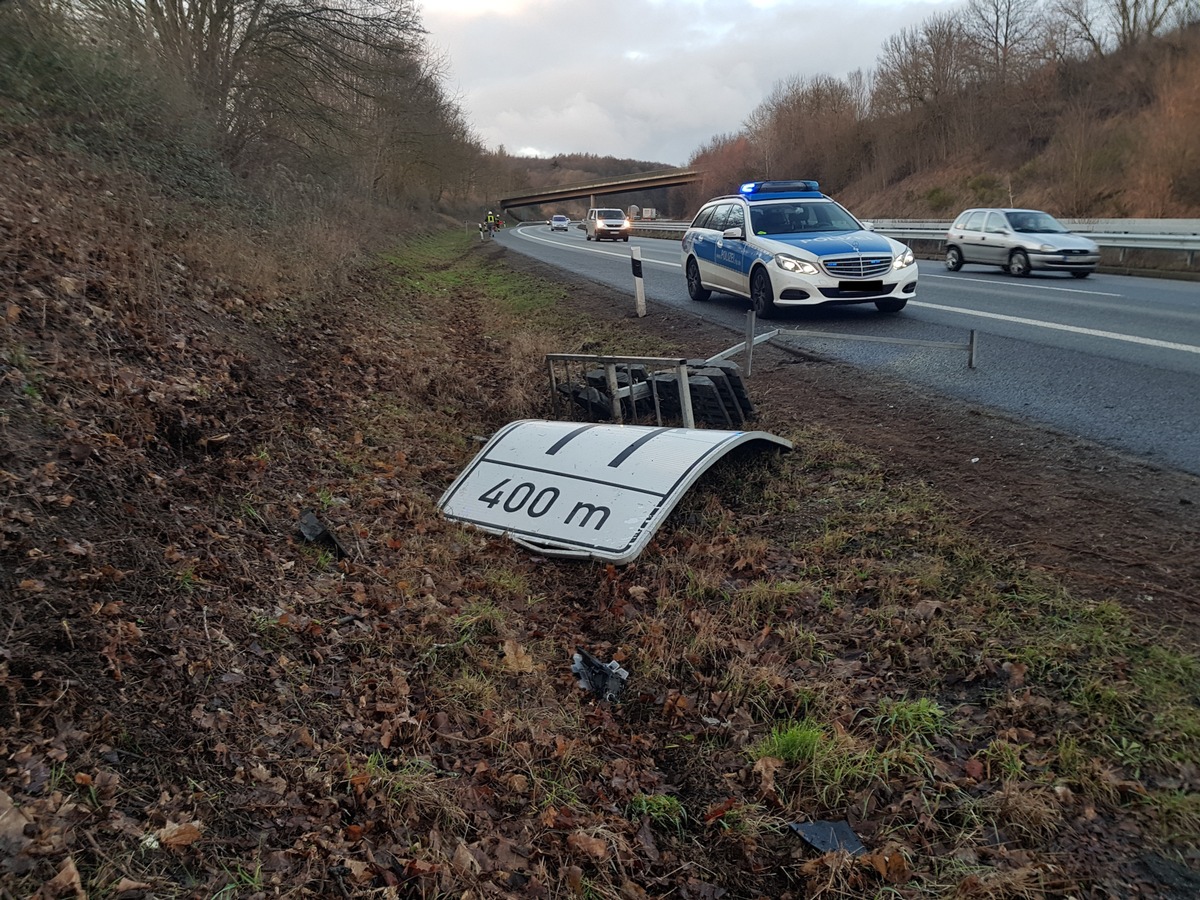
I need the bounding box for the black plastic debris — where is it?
[557,382,611,419]
[584,365,649,391]
[691,368,745,425]
[571,648,629,702]
[298,509,350,559]
[789,820,867,856]
[554,359,756,428]
[683,376,733,428]
[691,359,755,420]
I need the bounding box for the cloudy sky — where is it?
[421,0,959,166]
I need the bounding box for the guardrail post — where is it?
[548,357,560,418]
[744,309,756,377]
[676,363,695,429]
[605,363,622,423]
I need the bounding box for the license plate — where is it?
[839,280,883,292]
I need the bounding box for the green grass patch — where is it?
[871,696,948,745]
[749,719,827,764]
[628,793,687,834]
[383,232,566,315]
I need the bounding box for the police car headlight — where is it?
[892,248,915,269]
[774,253,818,275]
[1038,243,1055,252]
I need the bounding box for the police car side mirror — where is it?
[861,221,875,231]
[723,226,744,241]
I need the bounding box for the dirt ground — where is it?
[4,209,1200,896]
[492,243,1200,649]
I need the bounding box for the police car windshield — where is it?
[750,202,859,236]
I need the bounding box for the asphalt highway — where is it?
[497,223,1200,476]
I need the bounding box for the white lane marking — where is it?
[514,225,680,268]
[911,301,1200,354]
[923,272,1122,297]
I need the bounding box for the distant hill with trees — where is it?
[4,0,1196,231]
[492,9,1200,223]
[682,5,1200,220]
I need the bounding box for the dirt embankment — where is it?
[3,209,1199,898]
[492,243,1200,646]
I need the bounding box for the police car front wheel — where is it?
[751,268,777,318]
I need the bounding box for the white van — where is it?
[584,208,632,242]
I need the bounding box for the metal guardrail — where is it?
[867,219,1200,255]
[632,221,688,233]
[631,218,1200,263]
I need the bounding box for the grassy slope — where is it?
[3,164,1200,897]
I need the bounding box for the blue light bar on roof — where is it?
[740,180,821,195]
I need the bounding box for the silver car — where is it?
[945,208,1100,278]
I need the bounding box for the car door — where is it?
[712,203,748,293]
[690,203,732,287]
[956,210,987,264]
[980,211,1011,265]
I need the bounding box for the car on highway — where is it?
[680,180,917,317]
[585,208,632,242]
[550,214,570,232]
[945,208,1100,278]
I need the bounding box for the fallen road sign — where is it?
[438,419,792,564]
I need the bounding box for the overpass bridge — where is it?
[499,168,704,217]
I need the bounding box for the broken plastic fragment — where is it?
[298,509,349,559]
[571,648,628,702]
[789,820,867,856]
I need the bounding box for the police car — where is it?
[681,181,917,317]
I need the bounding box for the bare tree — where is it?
[52,0,486,208]
[72,1,424,160]
[871,12,976,164]
[872,12,974,115]
[742,72,870,188]
[962,0,1044,84]
[1051,0,1187,54]
[685,132,754,210]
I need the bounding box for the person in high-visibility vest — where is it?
[486,210,496,236]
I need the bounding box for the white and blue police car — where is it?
[681,180,917,317]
